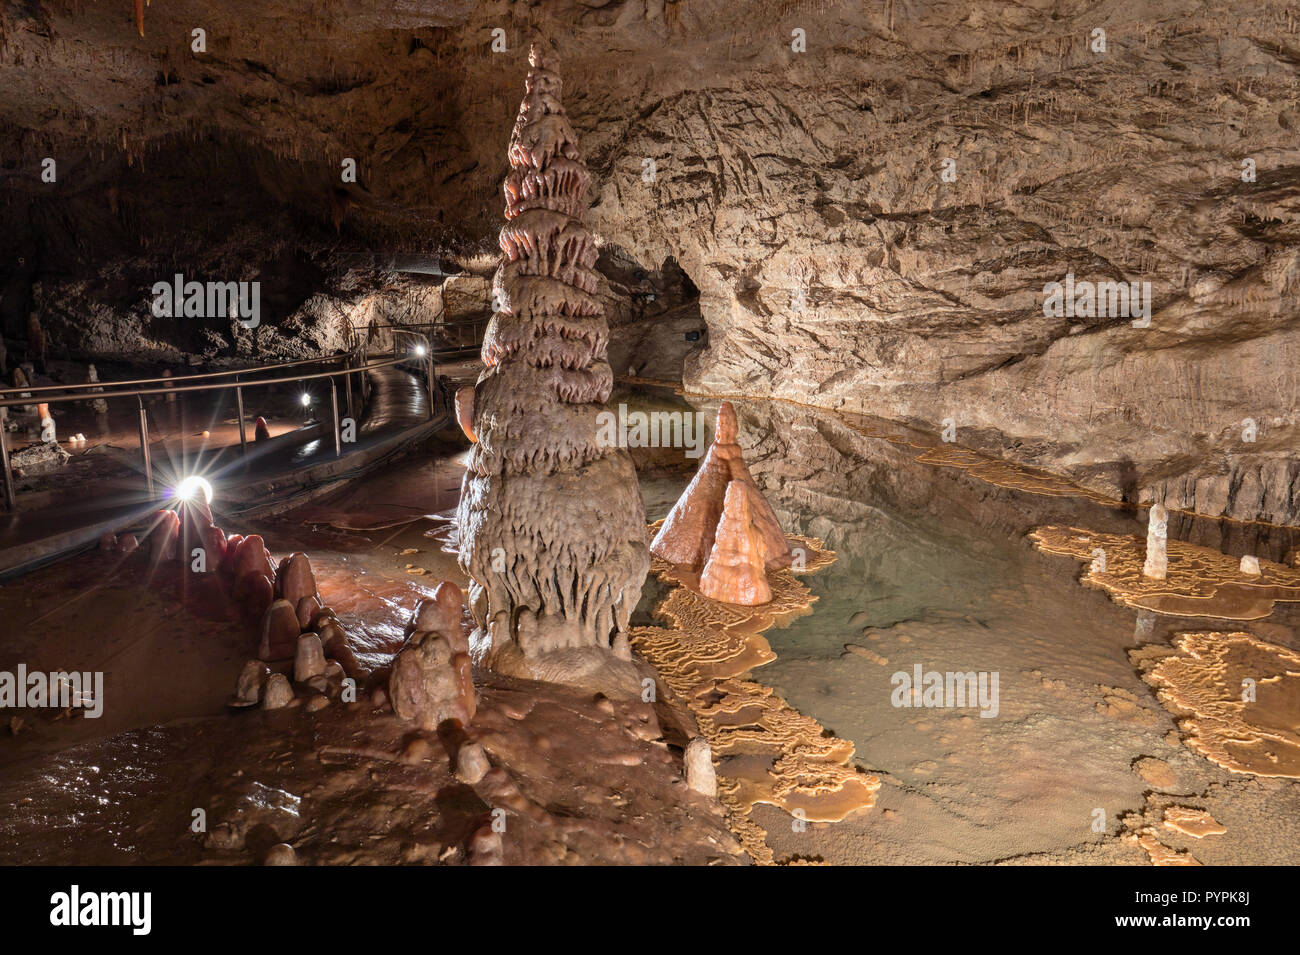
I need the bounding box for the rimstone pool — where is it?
[648,394,1300,866]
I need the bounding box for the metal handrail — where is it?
[0,350,352,399]
[0,332,438,511]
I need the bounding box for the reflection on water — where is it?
[637,393,1300,864]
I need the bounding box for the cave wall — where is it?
[1,0,1298,521]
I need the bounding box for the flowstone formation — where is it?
[1133,632,1300,779]
[1029,525,1300,620]
[635,520,877,863]
[456,43,649,693]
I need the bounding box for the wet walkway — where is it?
[0,365,443,577]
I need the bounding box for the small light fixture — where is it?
[414,344,427,358]
[174,475,214,505]
[300,393,312,408]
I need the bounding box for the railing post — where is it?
[235,380,247,458]
[331,379,342,457]
[427,341,435,419]
[344,354,354,419]
[0,421,16,512]
[138,397,154,499]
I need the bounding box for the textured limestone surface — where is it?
[456,44,649,692]
[3,2,1299,523]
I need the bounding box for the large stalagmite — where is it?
[455,42,649,692]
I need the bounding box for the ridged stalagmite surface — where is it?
[456,42,649,690]
[699,481,772,606]
[651,402,793,574]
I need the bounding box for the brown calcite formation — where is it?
[407,580,469,656]
[454,386,476,443]
[699,481,772,606]
[258,600,300,661]
[652,402,792,574]
[1137,631,1300,779]
[390,579,476,730]
[455,42,648,691]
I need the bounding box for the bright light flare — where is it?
[300,393,312,407]
[174,475,214,505]
[414,344,427,357]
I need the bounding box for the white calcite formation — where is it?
[455,42,648,691]
[1143,504,1169,580]
[38,403,55,443]
[684,737,718,798]
[86,364,108,415]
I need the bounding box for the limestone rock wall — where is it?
[2,0,1298,521]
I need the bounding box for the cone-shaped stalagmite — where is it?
[652,402,792,572]
[455,43,649,690]
[700,481,772,606]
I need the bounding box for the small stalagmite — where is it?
[261,673,293,710]
[1143,504,1168,580]
[389,632,475,730]
[150,509,180,562]
[201,526,228,568]
[231,660,269,707]
[86,364,108,415]
[234,534,276,584]
[220,534,244,574]
[294,633,326,683]
[651,402,792,573]
[258,599,301,661]
[295,595,323,631]
[390,580,476,730]
[699,481,772,606]
[278,552,318,607]
[407,581,467,655]
[684,737,718,797]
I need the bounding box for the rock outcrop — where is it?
[455,42,649,692]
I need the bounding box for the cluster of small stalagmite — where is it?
[455,42,648,689]
[651,402,792,606]
[231,548,362,710]
[100,502,361,710]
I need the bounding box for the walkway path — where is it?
[0,365,443,577]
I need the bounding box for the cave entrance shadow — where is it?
[1116,457,1139,516]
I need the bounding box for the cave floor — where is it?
[0,390,1298,865]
